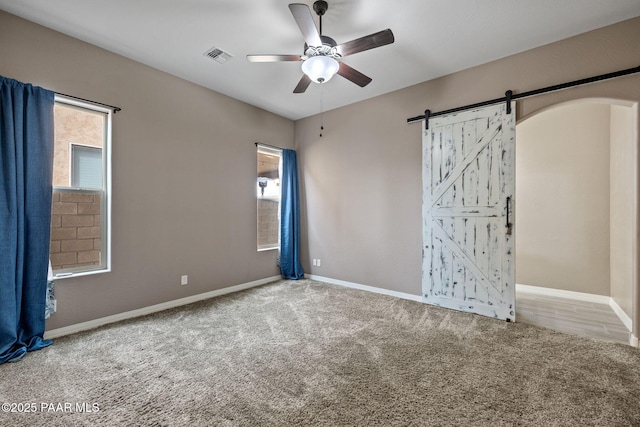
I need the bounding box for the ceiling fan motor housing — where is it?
[304,35,338,55]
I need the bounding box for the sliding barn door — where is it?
[422,102,515,321]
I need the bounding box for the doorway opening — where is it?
[514,99,636,345]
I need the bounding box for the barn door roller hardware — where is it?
[423,109,431,129]
[408,65,640,130]
[505,90,513,115]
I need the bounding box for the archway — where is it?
[515,99,637,345]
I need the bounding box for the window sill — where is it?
[257,247,278,252]
[53,268,110,280]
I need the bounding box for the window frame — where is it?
[52,95,112,279]
[256,144,282,252]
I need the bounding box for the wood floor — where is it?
[516,289,631,346]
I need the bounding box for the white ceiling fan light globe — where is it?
[301,56,339,83]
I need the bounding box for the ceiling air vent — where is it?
[204,46,233,64]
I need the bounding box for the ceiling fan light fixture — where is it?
[301,55,339,84]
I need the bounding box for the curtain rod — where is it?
[56,92,122,113]
[255,142,284,151]
[406,65,640,126]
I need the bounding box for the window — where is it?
[257,145,281,251]
[50,97,112,277]
[71,144,102,189]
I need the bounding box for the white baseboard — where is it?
[307,274,422,303]
[515,283,611,304]
[44,275,282,339]
[305,279,638,347]
[609,298,633,332]
[46,276,638,348]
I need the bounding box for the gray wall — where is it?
[515,103,611,296]
[295,17,640,334]
[0,11,294,330]
[611,104,636,318]
[2,10,639,337]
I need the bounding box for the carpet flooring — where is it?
[1,279,639,426]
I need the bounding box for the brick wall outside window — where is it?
[257,199,279,249]
[50,190,102,270]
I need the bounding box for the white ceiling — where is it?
[2,0,640,120]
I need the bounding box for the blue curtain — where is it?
[0,76,55,364]
[280,149,304,279]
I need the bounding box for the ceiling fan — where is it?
[247,1,395,93]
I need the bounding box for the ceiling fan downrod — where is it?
[313,0,328,35]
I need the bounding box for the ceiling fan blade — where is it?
[336,29,395,57]
[337,62,372,87]
[293,74,312,93]
[289,3,322,47]
[246,54,302,62]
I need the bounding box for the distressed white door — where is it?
[422,102,515,321]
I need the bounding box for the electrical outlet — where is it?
[312,259,317,266]
[181,275,188,285]
[317,259,321,267]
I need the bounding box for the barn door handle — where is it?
[506,196,513,235]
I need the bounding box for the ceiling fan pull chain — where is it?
[320,86,324,137]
